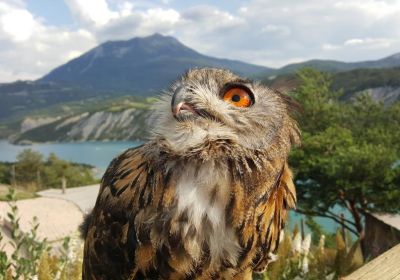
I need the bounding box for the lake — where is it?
[0,140,142,176]
[0,139,344,234]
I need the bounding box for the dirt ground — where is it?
[0,196,83,255]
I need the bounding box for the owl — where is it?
[81,68,300,280]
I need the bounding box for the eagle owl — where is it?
[82,68,300,280]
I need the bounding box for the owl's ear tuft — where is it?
[274,89,303,116]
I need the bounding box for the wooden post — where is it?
[301,218,305,240]
[341,213,347,252]
[11,165,16,187]
[61,176,67,194]
[37,169,41,190]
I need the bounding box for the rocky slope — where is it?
[12,107,151,144]
[354,87,400,105]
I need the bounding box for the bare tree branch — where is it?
[295,208,359,236]
[326,210,356,226]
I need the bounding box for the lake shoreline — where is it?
[0,139,142,170]
[6,137,146,146]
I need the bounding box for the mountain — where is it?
[275,52,400,75]
[11,67,400,144]
[1,34,273,121]
[263,67,400,104]
[38,32,400,91]
[39,33,272,93]
[2,33,400,143]
[2,34,400,123]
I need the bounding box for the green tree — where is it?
[293,68,343,132]
[290,68,400,258]
[0,163,10,184]
[1,150,97,191]
[42,153,97,189]
[14,149,44,189]
[43,153,69,188]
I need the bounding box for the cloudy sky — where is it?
[1,0,400,82]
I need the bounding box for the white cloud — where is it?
[334,0,400,19]
[322,43,342,51]
[144,8,180,24]
[0,6,36,41]
[344,37,394,49]
[345,38,365,46]
[67,50,84,60]
[0,1,97,82]
[2,0,400,81]
[261,24,291,36]
[212,0,400,65]
[65,0,118,26]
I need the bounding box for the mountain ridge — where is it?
[38,33,400,90]
[276,52,400,74]
[39,33,273,93]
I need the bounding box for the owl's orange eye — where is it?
[223,87,253,108]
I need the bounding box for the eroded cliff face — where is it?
[12,108,151,144]
[356,87,400,105]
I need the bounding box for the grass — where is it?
[0,185,37,201]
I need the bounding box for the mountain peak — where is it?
[146,32,168,39]
[39,34,270,94]
[127,33,176,43]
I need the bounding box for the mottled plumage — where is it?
[82,68,300,280]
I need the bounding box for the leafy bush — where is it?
[0,150,98,192]
[0,188,82,280]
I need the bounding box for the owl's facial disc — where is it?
[151,68,299,153]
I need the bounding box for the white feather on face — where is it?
[149,68,293,153]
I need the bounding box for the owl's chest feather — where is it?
[174,162,240,267]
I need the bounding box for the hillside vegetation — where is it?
[0,96,154,143]
[263,67,400,104]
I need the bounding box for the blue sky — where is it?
[26,0,73,26]
[1,0,400,82]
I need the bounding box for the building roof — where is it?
[369,213,400,231]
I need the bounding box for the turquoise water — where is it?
[0,139,346,234]
[0,140,142,173]
[289,206,350,235]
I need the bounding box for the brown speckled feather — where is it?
[83,140,296,280]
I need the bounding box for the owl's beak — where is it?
[171,85,197,118]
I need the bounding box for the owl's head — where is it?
[151,68,299,154]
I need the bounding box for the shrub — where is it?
[0,188,82,280]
